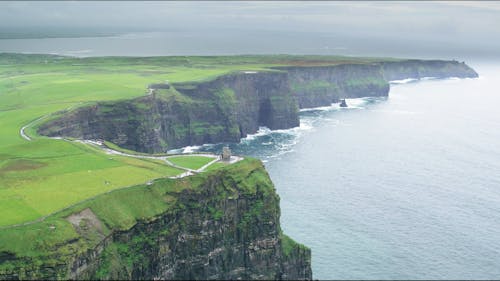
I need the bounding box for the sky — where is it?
[1,1,499,60]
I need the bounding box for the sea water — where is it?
[192,64,500,279]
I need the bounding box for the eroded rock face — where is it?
[0,159,312,280]
[173,71,300,135]
[37,60,478,153]
[381,60,479,81]
[38,71,299,153]
[280,63,390,108]
[80,171,311,280]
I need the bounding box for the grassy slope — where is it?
[0,53,399,228]
[0,158,263,272]
[167,155,215,170]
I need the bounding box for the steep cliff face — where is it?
[381,59,479,81]
[38,71,299,153]
[279,64,390,108]
[38,60,478,152]
[173,71,299,134]
[0,159,312,280]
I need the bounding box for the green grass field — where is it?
[0,53,395,228]
[167,155,216,170]
[0,158,259,264]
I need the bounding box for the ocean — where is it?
[187,64,500,279]
[0,31,484,61]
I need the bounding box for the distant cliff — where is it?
[0,159,312,280]
[381,59,478,81]
[280,63,390,108]
[38,59,478,153]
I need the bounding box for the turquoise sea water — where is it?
[189,64,500,279]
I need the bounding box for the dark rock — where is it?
[381,59,478,81]
[339,99,348,107]
[38,71,299,153]
[276,63,390,109]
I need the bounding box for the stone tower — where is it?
[222,146,231,161]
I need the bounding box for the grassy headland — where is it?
[0,53,398,227]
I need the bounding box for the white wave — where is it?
[299,103,339,112]
[241,127,273,142]
[420,76,438,81]
[168,143,216,154]
[299,119,314,131]
[275,122,313,135]
[299,97,374,112]
[344,97,371,109]
[391,76,472,86]
[182,145,201,153]
[442,77,465,83]
[167,145,201,154]
[389,78,419,84]
[239,119,313,157]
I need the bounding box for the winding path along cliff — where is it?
[38,59,477,153]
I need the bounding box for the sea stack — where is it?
[340,99,348,107]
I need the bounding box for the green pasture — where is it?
[0,158,258,265]
[167,155,216,170]
[0,53,389,227]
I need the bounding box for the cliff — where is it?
[38,71,299,153]
[0,159,312,280]
[381,59,478,81]
[282,59,477,108]
[279,63,389,108]
[38,59,478,153]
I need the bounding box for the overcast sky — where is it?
[1,1,499,60]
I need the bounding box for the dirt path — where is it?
[20,116,47,141]
[73,140,244,179]
[0,140,242,230]
[19,107,242,176]
[20,102,82,141]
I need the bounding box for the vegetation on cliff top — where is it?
[1,158,306,279]
[0,53,403,228]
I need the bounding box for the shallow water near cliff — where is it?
[193,63,500,279]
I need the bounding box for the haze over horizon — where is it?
[1,1,499,61]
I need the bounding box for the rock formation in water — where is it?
[38,59,478,153]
